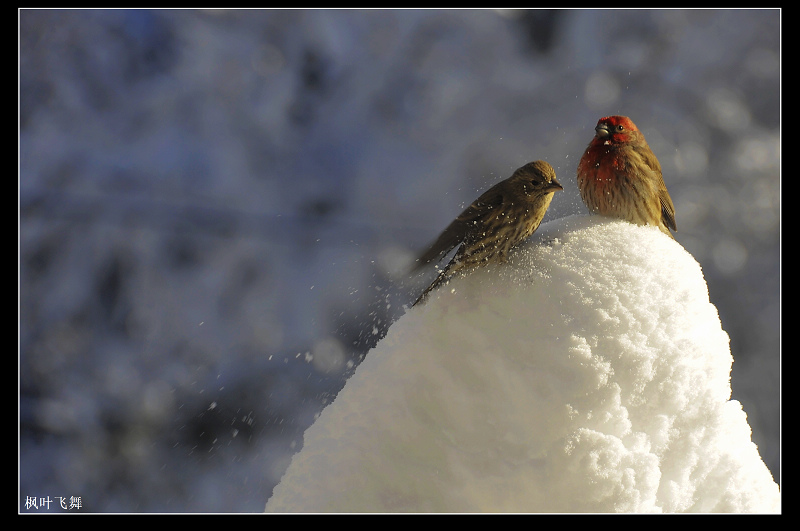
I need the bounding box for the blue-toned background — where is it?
[20,9,780,512]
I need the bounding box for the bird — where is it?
[411,160,562,306]
[576,115,676,239]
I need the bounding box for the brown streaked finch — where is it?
[577,115,676,239]
[412,160,562,306]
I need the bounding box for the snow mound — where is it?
[265,215,780,513]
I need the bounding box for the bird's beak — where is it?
[547,180,564,192]
[595,123,610,138]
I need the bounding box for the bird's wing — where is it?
[411,184,504,272]
[637,143,677,232]
[659,186,677,232]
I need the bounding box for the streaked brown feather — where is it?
[412,160,562,306]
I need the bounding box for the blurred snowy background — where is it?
[19,9,779,513]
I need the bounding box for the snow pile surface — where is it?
[266,216,780,513]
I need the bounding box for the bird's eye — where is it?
[616,125,624,132]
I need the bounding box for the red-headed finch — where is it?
[412,160,562,306]
[577,115,676,238]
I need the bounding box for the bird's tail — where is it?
[412,268,450,307]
